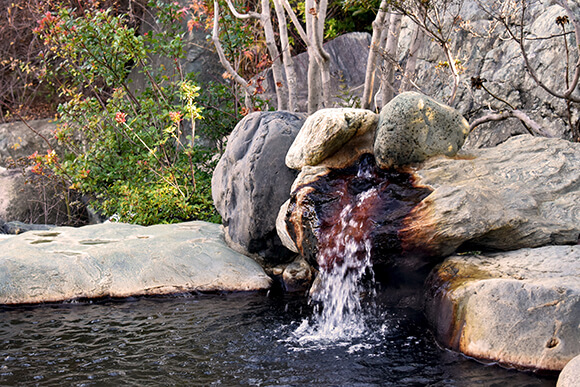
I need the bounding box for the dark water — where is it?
[0,291,557,386]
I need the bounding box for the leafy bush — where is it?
[34,0,221,225]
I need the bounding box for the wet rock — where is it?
[283,154,431,270]
[374,92,470,168]
[0,221,272,304]
[282,257,314,293]
[558,354,580,387]
[212,111,305,264]
[425,245,580,371]
[286,108,378,170]
[402,135,580,256]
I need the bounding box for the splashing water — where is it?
[292,162,382,346]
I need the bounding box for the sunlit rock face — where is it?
[425,246,580,371]
[285,154,432,271]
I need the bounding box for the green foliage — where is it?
[325,0,382,40]
[35,0,221,225]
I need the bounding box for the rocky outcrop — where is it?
[395,1,579,144]
[285,108,378,169]
[0,221,271,304]
[374,92,470,168]
[212,111,306,264]
[558,355,580,387]
[425,245,580,371]
[281,132,580,270]
[402,135,580,257]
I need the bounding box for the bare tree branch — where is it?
[470,109,553,137]
[211,0,252,109]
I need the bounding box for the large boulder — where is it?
[374,92,470,168]
[558,355,580,387]
[0,119,56,167]
[260,32,372,112]
[401,134,580,257]
[282,134,580,270]
[425,245,580,371]
[212,111,305,264]
[0,221,271,304]
[285,108,378,170]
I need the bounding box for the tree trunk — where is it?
[305,0,330,113]
[362,0,389,110]
[381,13,402,106]
[260,0,288,110]
[400,22,424,92]
[273,0,298,111]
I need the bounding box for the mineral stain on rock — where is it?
[285,154,432,271]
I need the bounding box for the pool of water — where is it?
[0,290,557,386]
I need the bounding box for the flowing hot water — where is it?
[293,157,385,343]
[290,154,432,345]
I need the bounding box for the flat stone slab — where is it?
[0,221,272,304]
[425,245,580,371]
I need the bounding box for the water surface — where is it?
[0,291,557,386]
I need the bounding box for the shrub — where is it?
[34,0,221,225]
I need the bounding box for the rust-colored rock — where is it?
[283,154,431,270]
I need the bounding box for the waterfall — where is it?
[292,158,381,345]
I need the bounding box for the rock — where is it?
[276,199,298,253]
[0,119,57,167]
[283,135,580,271]
[285,108,378,169]
[425,245,580,371]
[282,257,314,293]
[0,221,272,304]
[374,92,470,168]
[401,135,580,257]
[283,154,431,269]
[2,221,54,235]
[260,32,373,112]
[0,167,89,227]
[212,111,305,264]
[558,355,580,387]
[393,1,579,144]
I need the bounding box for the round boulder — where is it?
[212,111,305,264]
[558,355,580,387]
[285,108,378,170]
[374,92,470,168]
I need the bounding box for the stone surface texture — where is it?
[0,119,57,167]
[0,221,272,304]
[402,135,580,257]
[425,245,580,371]
[557,354,580,387]
[212,111,305,264]
[374,92,470,168]
[400,0,579,144]
[285,108,378,170]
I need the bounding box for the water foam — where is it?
[290,182,379,347]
